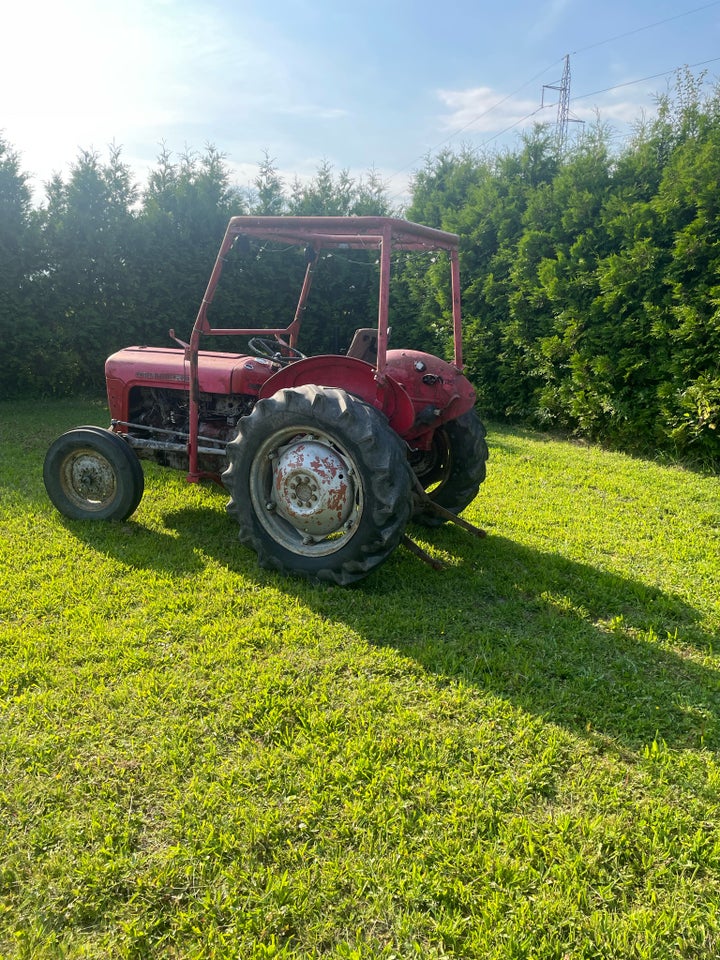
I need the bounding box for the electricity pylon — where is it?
[542,54,583,152]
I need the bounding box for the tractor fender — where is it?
[258,355,416,435]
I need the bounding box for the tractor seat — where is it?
[346,327,378,365]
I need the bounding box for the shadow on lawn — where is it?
[382,530,720,754]
[75,501,719,754]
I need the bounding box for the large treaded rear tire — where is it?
[223,385,413,585]
[413,409,488,527]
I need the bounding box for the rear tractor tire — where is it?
[412,409,488,526]
[43,427,144,521]
[223,385,413,585]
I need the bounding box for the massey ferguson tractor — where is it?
[43,216,488,584]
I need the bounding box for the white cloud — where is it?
[273,104,350,121]
[435,78,660,150]
[570,77,663,129]
[436,86,546,136]
[573,99,651,126]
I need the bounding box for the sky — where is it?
[3,0,720,205]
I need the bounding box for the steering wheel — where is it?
[248,337,306,365]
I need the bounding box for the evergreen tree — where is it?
[32,146,140,393]
[0,137,40,397]
[281,160,395,354]
[651,79,720,459]
[1,81,717,463]
[251,151,285,215]
[137,144,244,343]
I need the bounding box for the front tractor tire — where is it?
[412,409,489,526]
[223,385,413,585]
[43,427,144,521]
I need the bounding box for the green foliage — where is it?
[0,137,41,398]
[287,159,393,218]
[3,71,720,464]
[212,159,395,355]
[136,144,244,341]
[1,149,394,391]
[265,160,394,354]
[2,399,720,957]
[409,77,720,465]
[251,150,286,215]
[31,148,141,394]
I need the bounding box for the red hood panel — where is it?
[105,346,275,395]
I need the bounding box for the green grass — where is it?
[1,397,719,959]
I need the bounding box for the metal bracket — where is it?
[401,472,487,570]
[401,535,445,570]
[409,472,487,538]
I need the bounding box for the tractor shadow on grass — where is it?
[340,525,720,755]
[187,502,720,752]
[295,525,717,756]
[55,515,212,575]
[76,500,719,755]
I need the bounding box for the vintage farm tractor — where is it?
[43,216,488,584]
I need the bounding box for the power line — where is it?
[573,0,720,55]
[476,105,549,148]
[571,55,720,104]
[387,1,720,199]
[386,101,553,202]
[386,57,564,184]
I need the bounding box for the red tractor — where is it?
[43,216,488,584]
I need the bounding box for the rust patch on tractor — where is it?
[326,481,349,517]
[309,454,340,480]
[284,444,308,470]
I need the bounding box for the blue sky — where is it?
[3,0,720,202]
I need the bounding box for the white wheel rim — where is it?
[60,449,117,511]
[249,428,364,557]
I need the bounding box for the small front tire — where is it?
[43,427,144,521]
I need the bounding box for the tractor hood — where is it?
[105,346,276,422]
[105,346,276,395]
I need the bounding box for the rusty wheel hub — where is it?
[272,437,354,536]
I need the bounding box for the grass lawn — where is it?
[1,397,719,959]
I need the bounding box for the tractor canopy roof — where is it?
[223,215,460,253]
[191,215,466,396]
